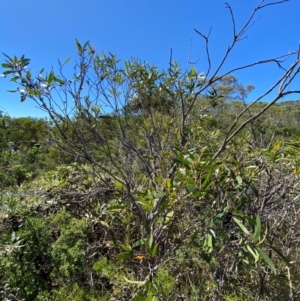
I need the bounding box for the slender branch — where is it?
[259,0,291,9]
[194,27,212,77]
[225,3,237,41]
[213,57,300,158]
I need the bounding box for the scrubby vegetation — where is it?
[1,2,300,300]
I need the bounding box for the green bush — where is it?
[0,211,88,300]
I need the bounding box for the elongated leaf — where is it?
[1,63,12,68]
[154,192,165,199]
[2,70,14,75]
[83,40,90,49]
[117,252,132,260]
[54,76,65,85]
[201,171,213,188]
[247,245,259,263]
[26,70,31,79]
[233,217,250,235]
[144,220,151,235]
[148,233,153,250]
[207,233,214,252]
[250,184,259,197]
[151,242,159,257]
[64,57,71,64]
[123,276,148,286]
[75,39,82,52]
[132,239,146,248]
[257,248,276,273]
[107,205,126,212]
[252,215,261,242]
[241,215,256,226]
[48,71,54,85]
[21,58,30,65]
[2,53,13,62]
[120,244,132,252]
[10,77,20,82]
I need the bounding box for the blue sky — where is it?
[1,0,300,118]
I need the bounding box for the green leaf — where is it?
[100,221,110,228]
[165,210,174,224]
[1,63,12,68]
[120,244,132,252]
[107,205,126,212]
[132,239,146,248]
[48,71,54,85]
[250,184,259,197]
[207,230,215,252]
[252,215,261,242]
[166,178,172,189]
[257,248,276,273]
[123,276,149,286]
[26,89,41,96]
[151,242,159,257]
[117,252,132,260]
[154,192,165,199]
[233,217,250,235]
[10,77,20,82]
[21,58,30,65]
[179,168,186,175]
[26,70,31,79]
[75,39,83,53]
[144,220,151,235]
[54,76,65,85]
[113,74,123,83]
[21,78,30,85]
[148,233,153,250]
[64,57,71,65]
[2,70,14,75]
[93,260,104,271]
[247,245,259,263]
[83,40,90,49]
[243,258,250,265]
[200,251,211,263]
[241,215,256,226]
[236,175,242,185]
[2,53,13,62]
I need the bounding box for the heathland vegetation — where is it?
[1,2,300,300]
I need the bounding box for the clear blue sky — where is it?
[1,0,300,117]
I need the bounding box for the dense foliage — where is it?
[1,2,300,300]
